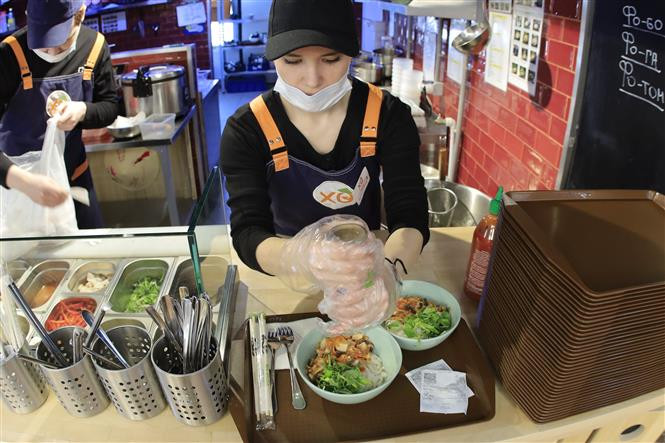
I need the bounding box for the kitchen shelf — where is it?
[85,0,171,18]
[220,43,266,50]
[355,0,478,19]
[224,69,276,77]
[218,18,268,24]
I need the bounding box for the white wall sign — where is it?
[446,19,466,85]
[485,11,512,91]
[176,2,207,28]
[508,4,544,94]
[489,0,512,13]
[101,11,127,34]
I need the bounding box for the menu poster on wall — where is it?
[508,4,544,94]
[447,19,467,85]
[514,0,544,9]
[83,17,99,32]
[101,11,127,34]
[485,11,512,91]
[489,0,512,14]
[176,2,207,27]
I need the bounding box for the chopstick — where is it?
[82,345,124,370]
[7,282,68,368]
[17,353,60,370]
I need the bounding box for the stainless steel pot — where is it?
[121,65,189,117]
[351,62,383,85]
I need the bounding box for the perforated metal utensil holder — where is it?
[91,325,166,420]
[151,336,227,426]
[0,346,48,414]
[35,327,109,417]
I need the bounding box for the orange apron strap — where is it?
[249,95,289,172]
[2,36,33,90]
[82,33,105,81]
[360,83,383,157]
[70,159,89,182]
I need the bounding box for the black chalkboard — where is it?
[563,0,665,193]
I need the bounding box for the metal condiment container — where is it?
[90,325,166,420]
[0,345,48,414]
[35,327,110,418]
[151,336,227,426]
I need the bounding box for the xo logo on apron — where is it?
[313,167,371,210]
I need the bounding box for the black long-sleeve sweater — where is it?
[220,78,430,273]
[0,25,118,188]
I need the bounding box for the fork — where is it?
[277,326,307,410]
[267,329,281,414]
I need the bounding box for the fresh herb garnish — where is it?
[315,358,370,394]
[385,305,451,339]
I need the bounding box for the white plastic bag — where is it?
[1,119,77,238]
[278,215,399,334]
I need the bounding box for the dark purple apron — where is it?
[0,48,103,229]
[267,148,381,236]
[251,85,384,236]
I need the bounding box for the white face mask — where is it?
[274,73,352,113]
[32,34,77,64]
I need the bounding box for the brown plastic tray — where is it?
[499,220,665,297]
[501,190,665,295]
[499,369,665,423]
[498,215,665,301]
[484,255,664,334]
[488,247,665,335]
[480,306,665,382]
[228,313,495,443]
[485,226,665,322]
[480,273,665,362]
[479,300,665,374]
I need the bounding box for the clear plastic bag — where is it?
[1,119,77,240]
[279,215,398,334]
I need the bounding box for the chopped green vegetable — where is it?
[315,358,370,394]
[385,306,451,340]
[125,277,161,312]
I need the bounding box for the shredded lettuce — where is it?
[385,305,451,340]
[125,277,161,312]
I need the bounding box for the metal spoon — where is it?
[146,306,183,356]
[81,310,130,369]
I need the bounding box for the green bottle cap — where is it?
[489,186,503,215]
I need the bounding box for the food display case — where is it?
[1,167,232,349]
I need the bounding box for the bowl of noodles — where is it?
[295,326,402,404]
[383,280,462,351]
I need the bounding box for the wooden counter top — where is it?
[2,227,663,442]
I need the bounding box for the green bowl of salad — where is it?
[383,280,461,351]
[295,326,402,404]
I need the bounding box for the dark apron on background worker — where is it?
[250,83,384,236]
[0,33,106,229]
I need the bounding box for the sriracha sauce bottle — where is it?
[463,186,503,302]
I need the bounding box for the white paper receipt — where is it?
[420,369,470,414]
[406,359,474,398]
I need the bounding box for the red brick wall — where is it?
[404,0,583,197]
[100,3,210,69]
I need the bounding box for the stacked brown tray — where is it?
[477,190,665,423]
